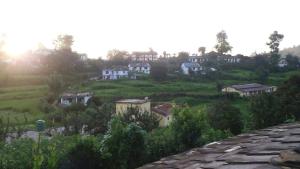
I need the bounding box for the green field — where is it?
[77,80,218,101]
[0,69,299,125]
[0,85,47,124]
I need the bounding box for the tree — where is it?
[215,30,232,54]
[47,73,65,99]
[119,107,160,132]
[150,62,167,81]
[250,93,284,129]
[267,31,284,68]
[171,108,208,149]
[0,35,7,61]
[54,35,74,51]
[207,100,243,135]
[100,118,147,169]
[163,51,167,58]
[267,31,284,55]
[276,75,300,120]
[286,54,299,69]
[107,49,129,66]
[255,66,269,84]
[84,103,113,134]
[198,47,206,55]
[178,51,189,61]
[45,35,82,75]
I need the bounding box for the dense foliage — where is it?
[208,100,243,135]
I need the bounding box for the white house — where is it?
[128,62,151,74]
[181,62,203,75]
[60,92,93,106]
[102,68,129,80]
[278,58,288,68]
[218,55,241,63]
[188,56,208,63]
[130,51,158,62]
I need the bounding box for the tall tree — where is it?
[267,31,284,68]
[54,35,74,51]
[214,30,232,54]
[198,47,206,55]
[45,35,82,74]
[267,31,284,54]
[107,49,129,66]
[163,51,167,58]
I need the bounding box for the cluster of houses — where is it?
[101,51,246,79]
[58,81,277,128]
[181,53,241,75]
[59,93,173,127]
[102,51,154,80]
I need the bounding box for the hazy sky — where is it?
[1,0,300,58]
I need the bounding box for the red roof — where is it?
[152,103,173,117]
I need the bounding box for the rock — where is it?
[280,150,300,162]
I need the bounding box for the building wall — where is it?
[116,102,151,115]
[102,70,129,80]
[222,87,243,96]
[156,114,172,127]
[181,64,189,75]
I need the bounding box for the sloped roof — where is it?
[230,83,273,92]
[61,92,92,99]
[116,99,149,104]
[152,103,173,117]
[138,122,300,169]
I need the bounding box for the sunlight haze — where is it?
[1,0,300,58]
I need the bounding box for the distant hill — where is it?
[280,45,300,57]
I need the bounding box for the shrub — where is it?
[100,118,147,169]
[207,100,243,135]
[58,138,103,169]
[250,93,284,129]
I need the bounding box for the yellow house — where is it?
[115,98,151,115]
[151,103,173,127]
[115,98,173,127]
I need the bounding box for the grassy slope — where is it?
[1,69,299,124]
[77,80,218,101]
[0,81,47,123]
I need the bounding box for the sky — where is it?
[1,0,300,59]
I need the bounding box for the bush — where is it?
[250,93,285,129]
[207,100,243,135]
[0,138,34,169]
[171,108,207,150]
[146,127,177,162]
[119,107,160,132]
[58,138,103,169]
[100,118,147,169]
